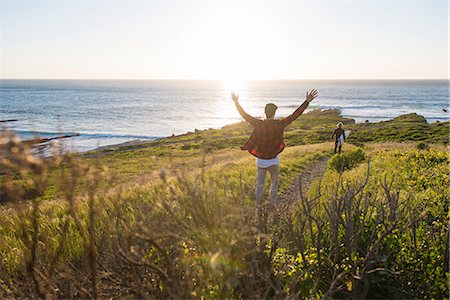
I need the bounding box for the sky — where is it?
[1,0,448,80]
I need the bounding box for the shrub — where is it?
[328,147,366,173]
[180,143,192,150]
[417,141,429,150]
[328,153,346,172]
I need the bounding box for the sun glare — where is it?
[181,7,289,81]
[221,79,247,93]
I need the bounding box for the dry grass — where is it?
[0,129,447,299]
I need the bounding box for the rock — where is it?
[392,113,427,124]
[93,139,144,151]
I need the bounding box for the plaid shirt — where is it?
[235,101,310,159]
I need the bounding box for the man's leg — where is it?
[256,167,267,212]
[334,141,338,154]
[338,145,342,154]
[267,165,280,204]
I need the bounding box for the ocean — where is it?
[1,79,448,152]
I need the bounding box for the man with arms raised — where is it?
[231,89,318,213]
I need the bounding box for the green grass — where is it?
[304,146,448,298]
[86,109,447,159]
[0,110,448,298]
[79,109,447,186]
[3,143,447,298]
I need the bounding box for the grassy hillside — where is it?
[81,109,447,186]
[0,110,448,298]
[86,110,447,155]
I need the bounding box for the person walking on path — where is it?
[332,122,345,154]
[231,89,318,213]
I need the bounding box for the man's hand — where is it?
[306,89,318,103]
[231,92,239,103]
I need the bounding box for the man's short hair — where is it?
[265,103,278,118]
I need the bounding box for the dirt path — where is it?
[297,156,330,195]
[279,156,330,213]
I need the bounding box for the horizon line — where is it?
[1,78,449,81]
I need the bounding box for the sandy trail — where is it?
[279,156,330,213]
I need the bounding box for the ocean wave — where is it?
[11,129,160,140]
[282,104,321,109]
[319,105,386,110]
[343,114,450,121]
[75,132,161,140]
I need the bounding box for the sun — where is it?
[180,6,289,81]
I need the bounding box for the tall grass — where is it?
[0,129,448,298]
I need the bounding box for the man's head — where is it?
[337,122,343,128]
[265,103,278,119]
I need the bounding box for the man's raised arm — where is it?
[231,92,259,127]
[280,89,318,128]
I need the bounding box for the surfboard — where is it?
[338,130,351,146]
[344,130,351,139]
